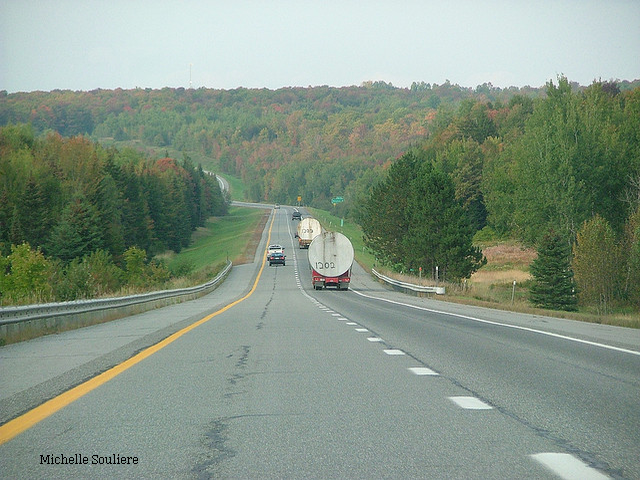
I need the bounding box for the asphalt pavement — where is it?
[1,205,638,479]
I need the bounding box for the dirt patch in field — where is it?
[481,243,537,266]
[471,269,532,284]
[471,242,535,284]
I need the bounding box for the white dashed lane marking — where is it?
[408,367,439,376]
[383,349,405,356]
[530,453,610,480]
[302,278,611,479]
[448,396,493,410]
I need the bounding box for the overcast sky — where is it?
[1,0,639,93]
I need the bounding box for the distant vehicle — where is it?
[292,210,302,221]
[308,231,354,290]
[274,204,280,209]
[296,217,322,249]
[269,252,286,266]
[267,244,284,263]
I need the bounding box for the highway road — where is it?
[1,206,639,479]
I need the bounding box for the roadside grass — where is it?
[223,175,246,202]
[157,206,269,289]
[308,208,639,329]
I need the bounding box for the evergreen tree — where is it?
[93,172,125,257]
[361,150,418,267]
[142,168,171,254]
[16,176,57,252]
[47,195,103,263]
[181,156,202,228]
[0,189,10,255]
[119,165,151,251]
[529,230,578,311]
[405,161,485,281]
[361,149,485,280]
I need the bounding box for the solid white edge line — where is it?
[530,453,610,480]
[350,288,640,357]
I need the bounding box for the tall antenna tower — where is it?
[189,63,193,89]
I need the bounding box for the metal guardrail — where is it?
[0,261,232,344]
[371,268,445,295]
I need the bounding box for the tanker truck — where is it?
[308,231,354,290]
[296,217,322,249]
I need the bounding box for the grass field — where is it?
[156,206,269,288]
[173,207,267,268]
[222,175,246,202]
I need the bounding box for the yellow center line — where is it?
[0,211,275,446]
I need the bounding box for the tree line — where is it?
[0,124,227,304]
[358,78,640,312]
[2,78,640,312]
[359,148,486,282]
[1,81,557,210]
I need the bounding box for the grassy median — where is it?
[158,206,269,288]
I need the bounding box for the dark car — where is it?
[292,210,302,220]
[269,252,286,266]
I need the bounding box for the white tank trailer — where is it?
[296,217,323,249]
[308,231,354,290]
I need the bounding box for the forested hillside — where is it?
[1,77,640,311]
[2,80,550,210]
[0,125,227,304]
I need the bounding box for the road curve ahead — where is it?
[1,206,638,479]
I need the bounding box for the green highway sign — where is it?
[331,196,344,204]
